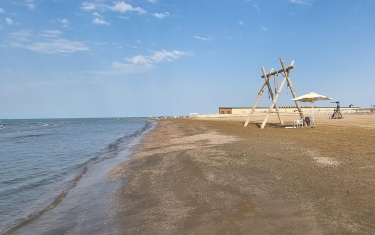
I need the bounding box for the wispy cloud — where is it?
[92,12,109,25]
[10,30,32,41]
[26,0,35,10]
[10,0,35,10]
[0,8,4,13]
[261,26,267,31]
[38,30,63,38]
[148,0,157,3]
[118,16,129,20]
[112,50,188,73]
[6,18,13,25]
[253,4,260,12]
[194,36,213,41]
[110,1,145,14]
[152,12,170,19]
[239,20,244,25]
[81,2,95,11]
[8,30,89,53]
[289,0,312,5]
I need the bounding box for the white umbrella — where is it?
[291,92,332,127]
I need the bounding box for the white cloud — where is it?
[81,2,95,11]
[92,12,109,25]
[6,18,13,25]
[60,19,69,24]
[112,50,188,73]
[152,12,170,19]
[110,1,145,14]
[194,36,213,41]
[92,12,106,24]
[8,30,89,53]
[148,0,157,3]
[126,55,151,64]
[26,0,35,10]
[59,19,69,28]
[253,4,260,11]
[93,12,101,17]
[289,0,312,4]
[93,17,109,25]
[239,20,244,25]
[261,26,267,31]
[150,50,187,63]
[0,8,4,13]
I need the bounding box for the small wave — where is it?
[12,134,49,139]
[0,174,59,198]
[2,190,68,235]
[104,120,153,153]
[1,166,88,235]
[0,169,50,188]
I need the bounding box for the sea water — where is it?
[0,118,155,235]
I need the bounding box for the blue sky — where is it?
[1,0,374,118]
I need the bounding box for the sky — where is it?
[1,0,375,118]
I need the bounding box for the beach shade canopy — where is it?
[291,92,332,103]
[291,92,332,127]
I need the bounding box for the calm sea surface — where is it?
[0,118,155,235]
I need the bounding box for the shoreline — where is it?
[1,119,155,235]
[110,115,375,234]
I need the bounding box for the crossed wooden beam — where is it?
[244,58,304,129]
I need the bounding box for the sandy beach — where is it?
[109,114,375,234]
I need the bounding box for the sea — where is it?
[0,118,156,235]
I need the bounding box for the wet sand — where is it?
[109,114,375,234]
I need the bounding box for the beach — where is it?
[109,114,375,234]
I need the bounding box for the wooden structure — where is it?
[244,58,304,129]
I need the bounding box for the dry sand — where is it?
[109,114,375,234]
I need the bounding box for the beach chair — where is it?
[294,118,304,128]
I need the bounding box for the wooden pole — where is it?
[244,68,274,127]
[261,67,284,126]
[261,64,295,78]
[279,58,304,119]
[260,75,288,129]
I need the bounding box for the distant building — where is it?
[218,106,361,115]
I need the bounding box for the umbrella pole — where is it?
[312,102,314,127]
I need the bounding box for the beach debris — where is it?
[241,153,246,156]
[313,157,339,166]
